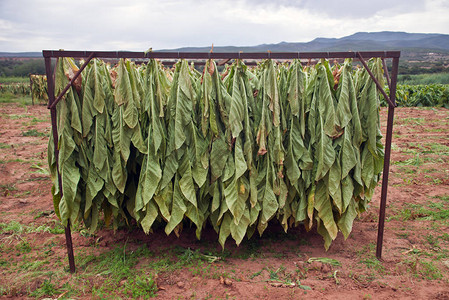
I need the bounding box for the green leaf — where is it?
[178,154,198,208]
[341,175,354,213]
[114,59,133,107]
[174,61,194,150]
[229,62,246,138]
[335,62,352,129]
[257,161,279,235]
[85,164,104,218]
[340,127,357,179]
[307,182,315,229]
[361,146,374,189]
[314,180,338,241]
[165,176,187,235]
[111,150,127,194]
[154,183,173,222]
[224,176,245,225]
[210,137,230,182]
[285,116,303,183]
[111,106,132,162]
[317,64,337,137]
[314,114,335,181]
[264,60,280,127]
[51,185,61,220]
[92,112,109,180]
[230,206,250,246]
[219,212,232,249]
[338,198,357,240]
[307,257,341,266]
[328,159,342,214]
[234,139,247,179]
[140,200,159,234]
[59,155,81,226]
[135,149,162,212]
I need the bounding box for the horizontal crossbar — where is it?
[42,50,401,59]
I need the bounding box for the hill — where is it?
[160,31,449,60]
[0,52,42,58]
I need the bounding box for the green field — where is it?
[398,72,449,85]
[0,76,30,84]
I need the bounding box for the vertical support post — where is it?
[45,57,76,273]
[376,56,399,259]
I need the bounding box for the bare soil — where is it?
[1,104,448,299]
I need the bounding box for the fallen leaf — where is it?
[224,278,232,286]
[270,282,283,288]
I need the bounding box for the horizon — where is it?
[0,31,448,54]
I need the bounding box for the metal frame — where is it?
[43,50,400,273]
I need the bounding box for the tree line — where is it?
[0,59,46,77]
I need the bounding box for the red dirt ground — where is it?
[1,104,448,299]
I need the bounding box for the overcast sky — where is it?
[1,0,448,52]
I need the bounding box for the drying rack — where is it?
[43,50,400,273]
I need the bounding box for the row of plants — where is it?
[381,84,449,108]
[0,82,30,95]
[30,74,48,104]
[0,75,48,104]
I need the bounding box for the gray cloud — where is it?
[239,0,426,18]
[0,0,447,52]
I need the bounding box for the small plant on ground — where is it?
[22,129,47,137]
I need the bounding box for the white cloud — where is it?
[0,0,448,52]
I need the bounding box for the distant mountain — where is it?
[0,52,41,58]
[1,32,449,59]
[160,31,449,59]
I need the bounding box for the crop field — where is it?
[1,95,449,299]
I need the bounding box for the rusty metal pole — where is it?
[45,56,76,273]
[376,56,399,259]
